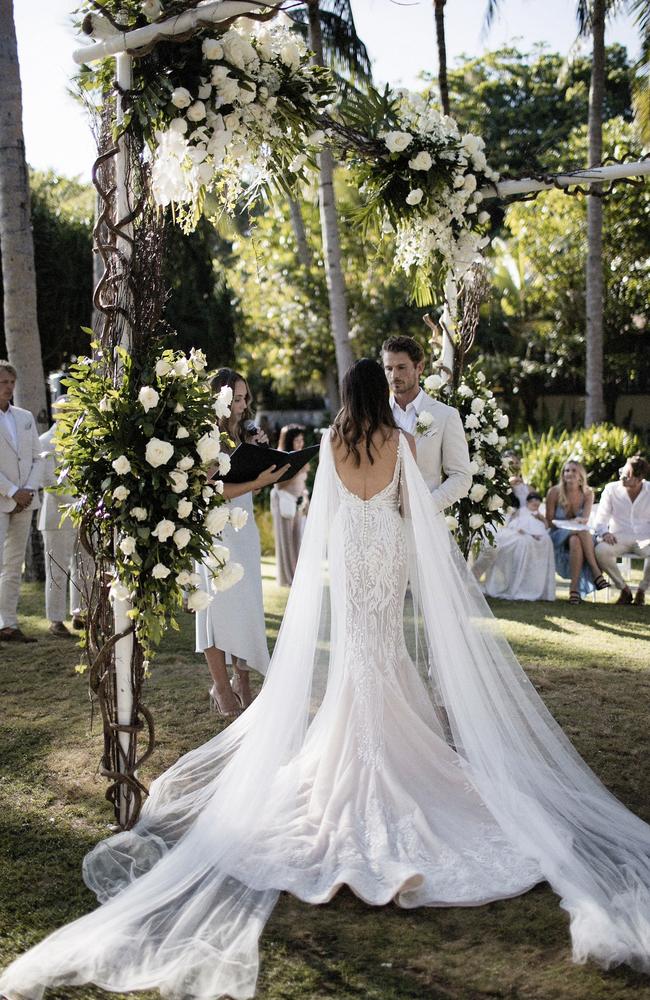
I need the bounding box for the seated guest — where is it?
[483,493,555,601]
[471,454,531,584]
[270,424,310,587]
[39,411,91,637]
[0,360,42,643]
[594,455,650,606]
[545,460,608,604]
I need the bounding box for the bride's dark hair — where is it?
[332,358,397,466]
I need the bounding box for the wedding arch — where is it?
[66,0,650,829]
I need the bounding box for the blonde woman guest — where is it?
[196,368,289,716]
[270,424,310,587]
[545,460,608,604]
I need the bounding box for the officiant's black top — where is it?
[221,442,320,485]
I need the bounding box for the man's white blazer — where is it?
[413,394,472,514]
[0,405,42,514]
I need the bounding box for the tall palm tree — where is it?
[0,0,47,426]
[485,0,650,426]
[433,0,451,114]
[293,1,371,393]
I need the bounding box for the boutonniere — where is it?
[415,411,436,437]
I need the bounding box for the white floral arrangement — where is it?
[422,366,510,555]
[56,342,246,664]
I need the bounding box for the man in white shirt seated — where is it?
[0,360,43,642]
[594,455,650,606]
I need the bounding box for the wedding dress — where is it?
[3,434,650,1000]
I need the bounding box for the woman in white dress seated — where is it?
[196,369,289,716]
[484,492,556,601]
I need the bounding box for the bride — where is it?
[2,359,650,1000]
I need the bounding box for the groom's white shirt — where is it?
[390,389,471,515]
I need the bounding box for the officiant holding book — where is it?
[195,369,289,717]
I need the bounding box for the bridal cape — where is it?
[2,433,650,1000]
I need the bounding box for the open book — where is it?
[221,442,320,485]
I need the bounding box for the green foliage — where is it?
[519,423,644,498]
[56,341,228,662]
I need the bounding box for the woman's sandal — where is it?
[209,685,242,718]
[569,590,581,605]
[593,574,609,591]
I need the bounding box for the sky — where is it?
[14,0,642,182]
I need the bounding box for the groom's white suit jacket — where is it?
[394,391,472,515]
[0,404,42,514]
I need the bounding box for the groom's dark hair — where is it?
[381,336,424,365]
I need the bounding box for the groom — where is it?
[382,336,471,513]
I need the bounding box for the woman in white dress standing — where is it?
[270,424,310,586]
[196,369,289,715]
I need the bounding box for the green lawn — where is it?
[1,564,650,1000]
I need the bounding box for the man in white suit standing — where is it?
[0,361,43,642]
[382,336,471,513]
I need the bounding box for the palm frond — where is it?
[291,5,372,83]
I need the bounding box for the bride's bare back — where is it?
[331,427,415,501]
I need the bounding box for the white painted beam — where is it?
[73,0,268,64]
[482,160,650,199]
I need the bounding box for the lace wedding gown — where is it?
[2,435,650,1000]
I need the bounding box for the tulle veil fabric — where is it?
[2,433,650,1000]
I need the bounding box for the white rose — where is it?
[212,543,230,563]
[118,536,137,556]
[484,430,499,446]
[138,386,159,412]
[174,402,185,413]
[112,454,131,475]
[457,384,473,398]
[112,485,130,502]
[169,470,189,494]
[465,414,480,430]
[130,507,148,521]
[110,579,130,602]
[145,438,175,468]
[177,499,193,519]
[155,358,173,377]
[173,527,192,549]
[171,87,192,109]
[170,118,188,135]
[469,513,485,530]
[187,101,206,123]
[187,589,212,612]
[417,411,434,428]
[206,506,229,535]
[196,432,221,464]
[470,397,485,414]
[478,211,490,225]
[406,188,423,206]
[424,373,443,392]
[238,83,256,105]
[152,563,171,579]
[176,426,190,439]
[469,483,488,502]
[217,453,231,476]
[212,561,244,592]
[483,465,496,480]
[141,0,162,19]
[476,371,487,384]
[99,395,113,412]
[198,83,212,100]
[488,495,505,511]
[190,348,207,371]
[203,485,215,501]
[175,570,192,586]
[463,173,477,193]
[384,130,413,153]
[173,357,190,377]
[280,40,301,70]
[497,414,510,429]
[152,518,176,542]
[468,460,480,475]
[177,455,194,471]
[498,435,508,446]
[408,150,432,171]
[202,37,224,60]
[445,515,459,532]
[229,506,248,531]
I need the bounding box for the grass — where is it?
[1,564,650,1000]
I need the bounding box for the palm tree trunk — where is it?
[584,0,606,426]
[306,1,354,389]
[0,0,47,427]
[287,196,312,268]
[434,0,450,115]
